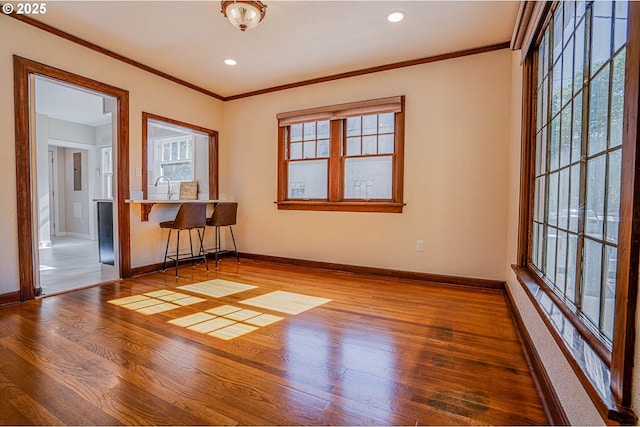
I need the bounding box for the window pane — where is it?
[346,137,361,156]
[378,113,395,134]
[553,6,563,61]
[290,142,302,160]
[346,117,361,137]
[362,115,377,135]
[537,224,545,272]
[542,77,549,126]
[588,65,610,156]
[533,223,540,267]
[344,156,392,199]
[603,245,617,340]
[546,228,558,282]
[576,0,586,21]
[362,136,377,155]
[288,160,328,199]
[317,120,330,139]
[163,143,170,161]
[559,168,570,230]
[550,116,560,170]
[560,107,572,167]
[585,155,606,239]
[548,172,559,226]
[542,33,549,79]
[569,164,580,232]
[552,59,562,117]
[161,162,192,181]
[536,176,547,223]
[566,233,578,302]
[171,141,179,160]
[562,36,574,108]
[534,177,542,221]
[379,134,394,154]
[591,1,613,76]
[556,230,568,293]
[303,141,316,159]
[317,139,330,158]
[303,122,316,140]
[574,20,585,95]
[290,124,302,142]
[614,1,628,52]
[582,239,603,328]
[571,96,582,162]
[606,149,622,244]
[564,0,575,33]
[610,50,626,148]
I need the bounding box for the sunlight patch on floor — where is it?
[240,290,331,314]
[169,304,283,340]
[177,279,257,298]
[108,290,204,314]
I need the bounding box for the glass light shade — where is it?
[222,1,267,32]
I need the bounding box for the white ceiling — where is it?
[33,1,520,98]
[35,76,113,126]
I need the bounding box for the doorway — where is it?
[13,56,131,301]
[35,76,120,294]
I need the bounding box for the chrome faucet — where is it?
[154,175,172,200]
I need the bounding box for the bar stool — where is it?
[206,202,240,268]
[160,203,208,276]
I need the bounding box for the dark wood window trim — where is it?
[514,2,640,423]
[276,96,405,213]
[141,112,219,200]
[13,55,131,301]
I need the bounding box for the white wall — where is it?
[0,14,224,293]
[223,49,512,280]
[504,51,604,425]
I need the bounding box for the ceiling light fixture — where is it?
[221,1,267,32]
[387,11,405,23]
[224,58,238,66]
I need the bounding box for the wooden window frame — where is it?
[141,112,219,201]
[513,1,639,423]
[276,96,405,213]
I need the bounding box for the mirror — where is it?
[142,112,218,200]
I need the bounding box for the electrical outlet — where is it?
[416,240,424,252]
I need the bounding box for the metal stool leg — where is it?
[215,226,220,269]
[175,229,180,277]
[229,226,240,264]
[189,229,195,268]
[162,229,172,272]
[197,228,209,271]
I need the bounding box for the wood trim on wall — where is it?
[4,12,225,101]
[5,11,509,103]
[238,252,505,291]
[226,43,510,101]
[0,291,21,306]
[503,283,569,426]
[513,2,640,423]
[611,0,640,408]
[13,55,131,300]
[141,112,219,202]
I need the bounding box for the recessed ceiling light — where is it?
[387,11,404,23]
[224,58,237,66]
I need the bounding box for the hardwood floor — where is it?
[38,236,118,295]
[0,259,548,425]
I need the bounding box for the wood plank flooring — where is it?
[0,259,548,425]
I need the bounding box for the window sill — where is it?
[511,265,636,424]
[275,201,405,213]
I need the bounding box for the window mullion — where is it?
[328,120,341,202]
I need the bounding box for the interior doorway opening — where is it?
[34,76,119,295]
[13,55,131,301]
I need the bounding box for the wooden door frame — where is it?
[13,55,131,301]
